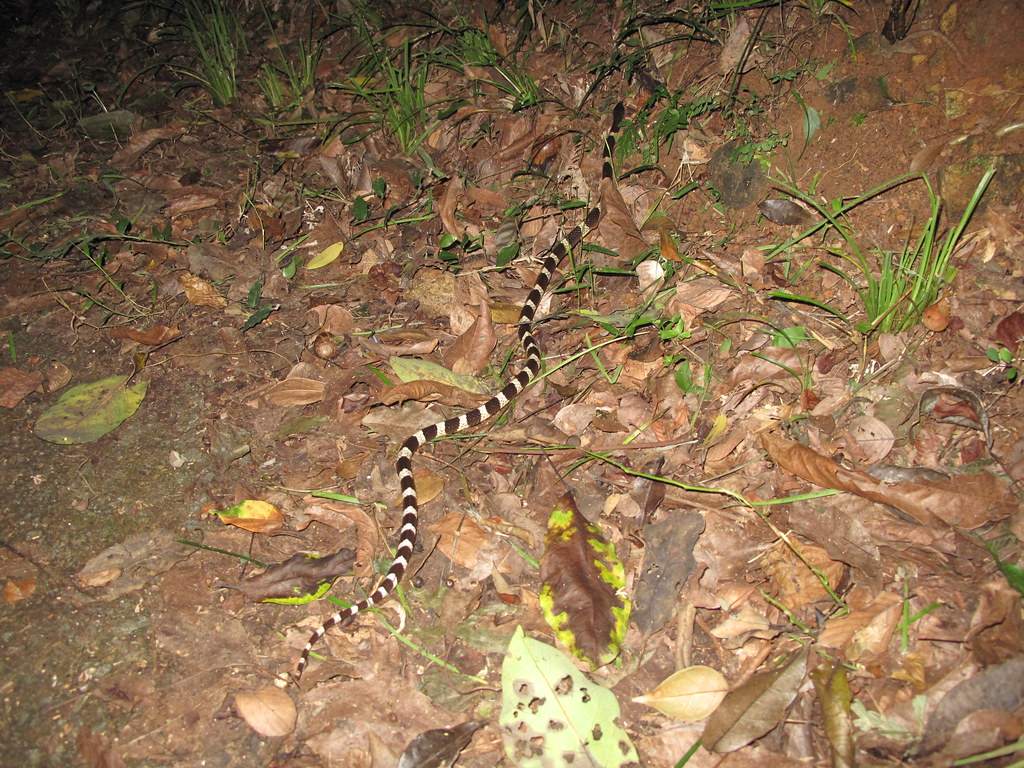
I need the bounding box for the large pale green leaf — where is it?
[388,356,487,394]
[499,626,639,768]
[34,375,147,444]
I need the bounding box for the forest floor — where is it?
[1,1,1022,766]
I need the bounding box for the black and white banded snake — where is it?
[279,101,626,687]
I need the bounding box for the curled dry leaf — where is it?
[308,303,355,335]
[634,665,729,722]
[230,549,355,601]
[234,686,297,738]
[178,272,227,308]
[108,324,181,347]
[380,380,489,410]
[761,431,1015,529]
[0,366,44,408]
[265,377,325,407]
[446,302,497,376]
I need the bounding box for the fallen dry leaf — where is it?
[234,686,297,737]
[265,377,326,407]
[3,577,37,604]
[107,324,181,347]
[178,273,227,308]
[761,431,1016,528]
[446,301,496,375]
[0,366,44,408]
[634,665,729,722]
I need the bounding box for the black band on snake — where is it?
[280,102,625,687]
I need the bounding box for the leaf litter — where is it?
[0,2,1022,767]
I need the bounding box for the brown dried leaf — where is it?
[818,591,902,660]
[397,720,484,768]
[107,324,181,347]
[702,647,809,752]
[3,577,37,604]
[234,686,297,738]
[758,199,815,226]
[231,549,355,601]
[842,414,895,464]
[166,191,220,217]
[430,513,489,571]
[0,366,44,408]
[265,377,325,407]
[994,310,1024,349]
[762,431,1016,528]
[380,380,489,410]
[920,656,1024,755]
[596,177,648,261]
[308,304,355,335]
[810,662,855,768]
[445,302,496,375]
[668,278,735,328]
[438,175,464,239]
[217,499,284,534]
[111,125,180,167]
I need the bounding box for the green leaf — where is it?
[34,375,147,444]
[246,279,263,309]
[280,256,297,279]
[371,176,387,198]
[496,242,520,268]
[242,304,275,331]
[307,241,343,270]
[772,325,809,348]
[352,196,369,223]
[499,626,639,767]
[388,356,488,394]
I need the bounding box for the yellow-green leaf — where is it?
[388,356,487,394]
[34,375,147,444]
[217,499,284,534]
[306,241,344,270]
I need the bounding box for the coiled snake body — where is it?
[282,102,625,686]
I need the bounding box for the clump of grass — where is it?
[257,5,322,113]
[181,0,246,107]
[443,27,540,111]
[331,26,433,157]
[769,169,996,335]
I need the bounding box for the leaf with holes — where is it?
[499,626,639,768]
[539,493,631,669]
[34,375,147,444]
